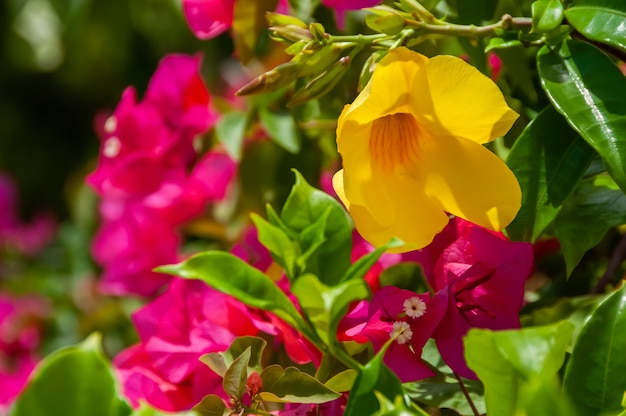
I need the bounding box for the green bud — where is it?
[270,24,314,43]
[265,12,307,28]
[296,44,344,77]
[287,56,351,107]
[309,22,327,43]
[236,61,303,96]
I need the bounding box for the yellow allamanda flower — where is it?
[333,47,521,251]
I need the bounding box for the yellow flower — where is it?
[332,47,521,252]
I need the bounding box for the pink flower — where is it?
[341,286,447,382]
[0,293,50,409]
[87,54,235,297]
[322,0,382,28]
[0,174,56,256]
[182,0,289,40]
[114,278,259,411]
[407,217,533,378]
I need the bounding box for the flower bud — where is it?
[236,61,303,96]
[296,44,344,77]
[287,56,351,107]
[309,22,327,43]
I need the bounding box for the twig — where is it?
[453,371,481,416]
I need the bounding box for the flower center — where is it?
[369,113,421,172]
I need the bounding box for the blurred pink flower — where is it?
[340,286,447,382]
[114,278,259,411]
[407,217,533,378]
[0,293,50,409]
[87,54,236,297]
[322,0,382,28]
[0,174,56,256]
[182,0,289,40]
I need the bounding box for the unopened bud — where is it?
[270,24,313,43]
[287,56,351,107]
[309,22,327,43]
[236,61,303,96]
[296,44,344,77]
[266,12,307,29]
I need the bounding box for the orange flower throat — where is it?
[369,113,421,172]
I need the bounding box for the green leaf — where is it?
[553,175,626,275]
[405,378,486,416]
[251,213,297,278]
[325,369,358,392]
[281,170,352,285]
[201,336,267,378]
[132,403,197,416]
[232,0,278,64]
[11,333,131,416]
[223,347,251,400]
[157,252,313,339]
[506,105,594,242]
[259,365,341,403]
[464,321,574,415]
[537,39,626,192]
[296,207,331,269]
[485,37,524,52]
[291,274,370,346]
[258,107,301,154]
[532,0,564,33]
[564,285,626,415]
[344,345,411,416]
[215,111,247,161]
[565,0,626,54]
[193,394,228,416]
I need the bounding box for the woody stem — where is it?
[453,371,481,416]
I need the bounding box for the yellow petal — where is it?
[343,47,428,125]
[348,173,449,252]
[421,135,521,231]
[411,55,518,144]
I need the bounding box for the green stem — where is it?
[407,14,533,38]
[453,371,481,416]
[327,33,390,45]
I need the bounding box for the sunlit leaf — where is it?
[537,39,626,192]
[565,0,626,53]
[259,365,340,403]
[564,285,626,415]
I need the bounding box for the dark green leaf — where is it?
[259,365,341,403]
[506,105,594,242]
[379,262,430,293]
[157,252,313,339]
[11,333,131,416]
[223,347,251,400]
[281,170,352,285]
[193,395,228,416]
[532,0,564,33]
[537,39,626,192]
[258,107,301,154]
[215,111,247,161]
[565,0,626,53]
[553,175,626,275]
[564,285,626,415]
[344,341,411,416]
[232,0,278,64]
[464,322,574,415]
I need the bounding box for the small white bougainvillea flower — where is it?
[390,321,413,344]
[403,296,427,318]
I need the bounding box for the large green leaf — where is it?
[564,285,626,416]
[280,170,352,285]
[464,321,575,415]
[537,39,626,192]
[565,0,626,53]
[11,333,131,416]
[506,105,594,242]
[553,175,626,275]
[251,213,297,278]
[157,252,314,340]
[532,0,564,33]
